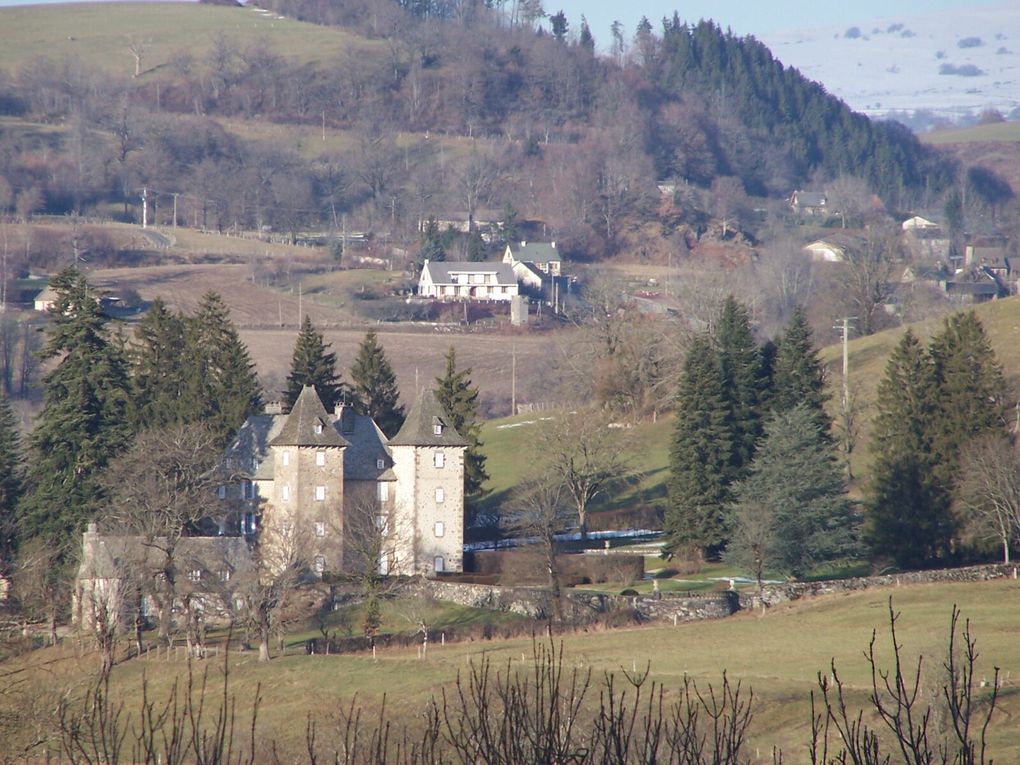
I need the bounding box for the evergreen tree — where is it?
[351,331,404,438]
[184,292,261,444]
[465,230,487,262]
[771,306,831,434]
[129,298,188,429]
[434,347,488,498]
[284,315,343,412]
[715,296,764,478]
[0,393,22,569]
[927,312,1006,490]
[415,217,446,274]
[866,329,952,567]
[17,267,132,550]
[666,335,733,556]
[727,404,860,583]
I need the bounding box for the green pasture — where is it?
[0,2,376,77]
[921,120,1020,145]
[7,578,1019,759]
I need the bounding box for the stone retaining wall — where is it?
[742,563,1019,609]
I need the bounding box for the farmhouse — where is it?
[418,260,519,302]
[789,190,828,216]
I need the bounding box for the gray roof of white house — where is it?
[423,261,517,285]
[506,241,559,263]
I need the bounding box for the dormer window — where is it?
[376,458,385,470]
[314,420,323,435]
[433,417,444,436]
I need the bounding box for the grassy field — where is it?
[921,120,1020,145]
[0,2,376,76]
[5,578,1019,760]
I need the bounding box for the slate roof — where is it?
[423,261,517,286]
[792,190,827,208]
[506,241,559,264]
[269,386,349,448]
[388,389,469,448]
[335,405,397,480]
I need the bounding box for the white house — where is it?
[418,260,519,302]
[502,241,562,277]
[803,240,845,263]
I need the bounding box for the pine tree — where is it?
[727,404,860,582]
[351,331,404,438]
[927,312,1006,490]
[434,347,488,498]
[17,267,132,549]
[0,393,22,569]
[184,292,261,444]
[771,306,831,434]
[666,335,733,556]
[867,329,952,567]
[284,315,344,412]
[715,296,764,477]
[129,298,188,429]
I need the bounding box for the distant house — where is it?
[502,241,562,277]
[418,260,519,302]
[803,240,845,262]
[422,209,505,242]
[33,285,58,312]
[940,268,1007,303]
[901,215,940,230]
[789,190,828,216]
[964,235,1009,267]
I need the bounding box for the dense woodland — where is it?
[0,0,970,263]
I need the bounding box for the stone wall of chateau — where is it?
[266,444,345,572]
[391,445,465,575]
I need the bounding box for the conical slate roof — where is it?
[387,388,469,447]
[269,385,348,447]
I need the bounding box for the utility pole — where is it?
[833,317,856,410]
[172,193,179,228]
[141,186,148,229]
[511,343,517,417]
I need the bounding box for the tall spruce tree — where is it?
[927,312,1006,490]
[184,292,261,444]
[771,306,831,434]
[435,347,488,498]
[727,403,860,583]
[351,331,404,438]
[129,298,188,429]
[284,315,343,412]
[666,334,733,556]
[0,393,22,569]
[18,267,132,550]
[715,296,764,478]
[866,329,952,568]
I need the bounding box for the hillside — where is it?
[0,1,956,265]
[3,578,1017,759]
[478,296,1020,524]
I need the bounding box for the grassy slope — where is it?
[9,580,1019,758]
[0,2,376,76]
[921,120,1020,145]
[480,297,1020,515]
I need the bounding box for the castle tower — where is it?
[264,385,349,576]
[388,389,468,575]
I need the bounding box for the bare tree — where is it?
[842,225,898,336]
[955,434,1020,563]
[100,424,226,641]
[505,471,572,620]
[537,408,631,539]
[11,537,67,647]
[234,520,312,662]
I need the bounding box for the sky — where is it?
[548,0,993,43]
[0,0,1000,41]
